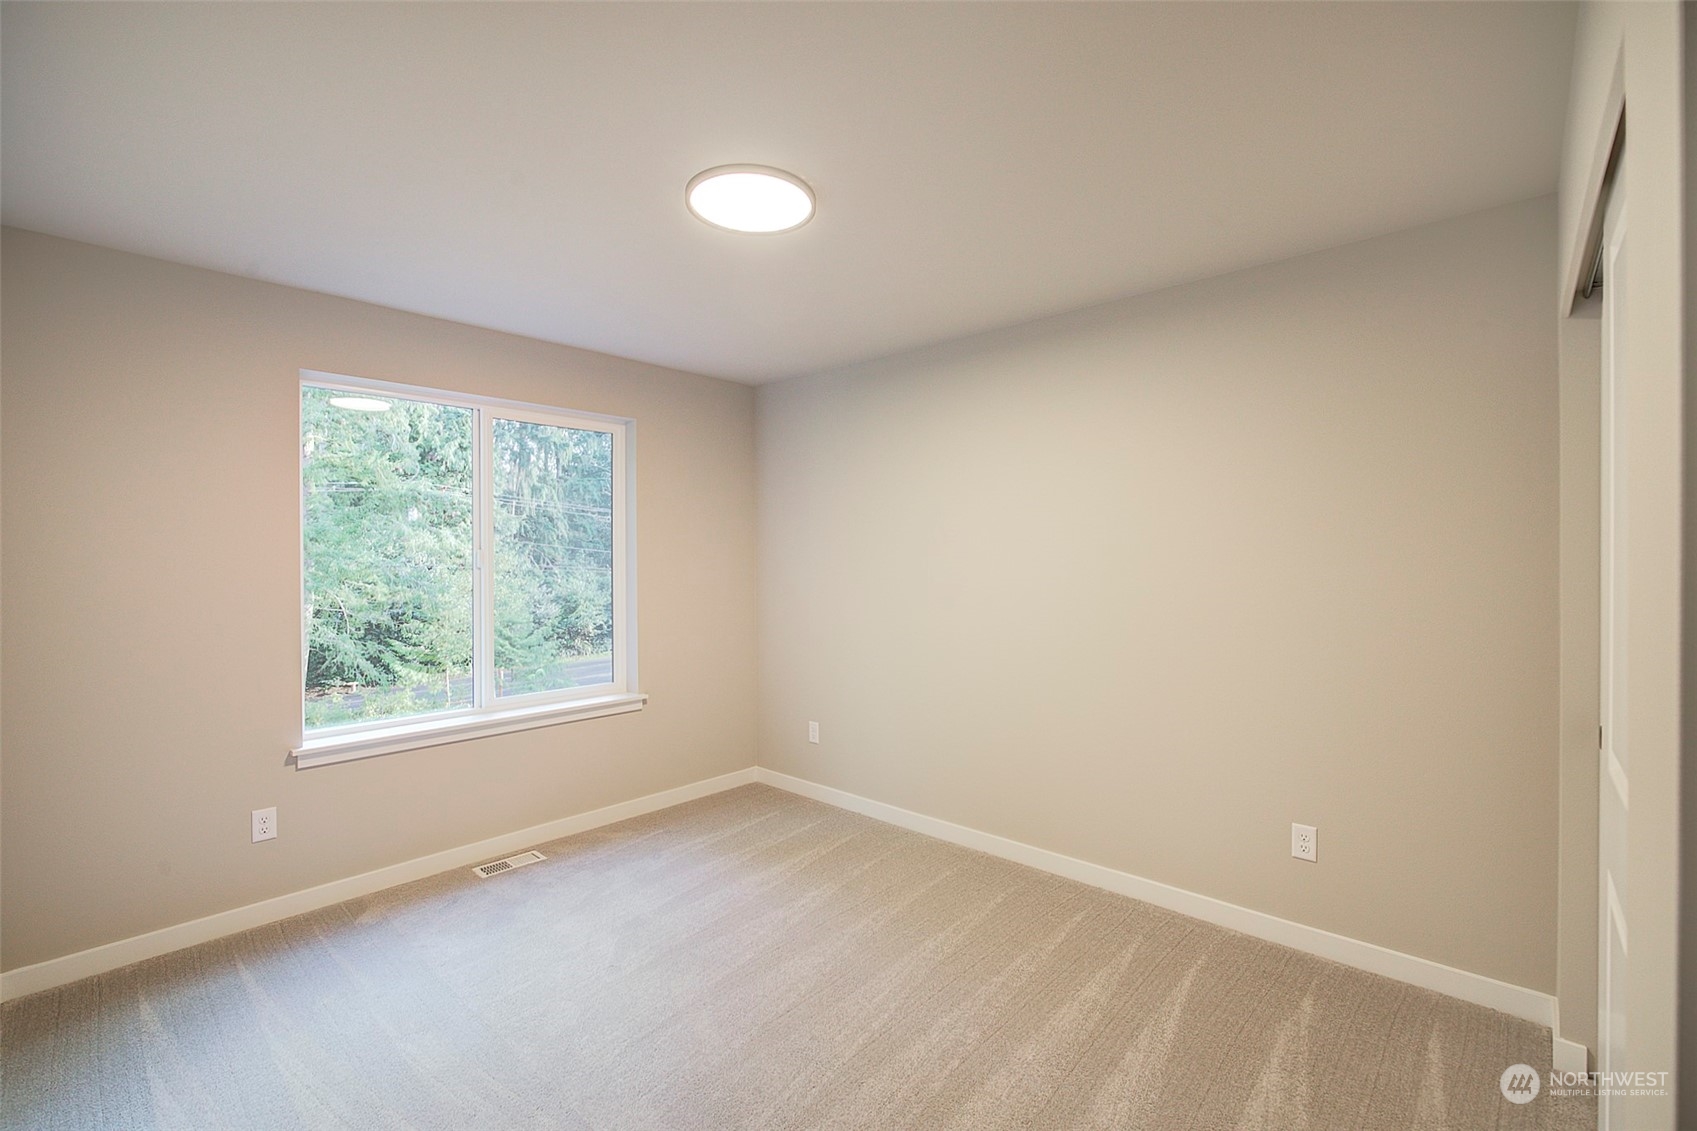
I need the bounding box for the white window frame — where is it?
[292,370,642,769]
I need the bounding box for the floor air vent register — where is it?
[471,850,546,878]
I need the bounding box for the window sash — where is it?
[298,371,636,747]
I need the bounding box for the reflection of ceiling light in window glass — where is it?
[686,165,815,234]
[329,396,392,412]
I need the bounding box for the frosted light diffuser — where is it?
[328,395,392,412]
[686,165,815,234]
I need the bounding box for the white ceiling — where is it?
[2,2,1575,384]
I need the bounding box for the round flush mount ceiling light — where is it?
[328,395,393,412]
[686,165,815,234]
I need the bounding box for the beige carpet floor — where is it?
[3,783,1595,1130]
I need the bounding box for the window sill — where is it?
[291,692,648,769]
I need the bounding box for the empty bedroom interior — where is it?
[0,3,1690,1129]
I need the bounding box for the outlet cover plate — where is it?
[252,807,277,843]
[808,721,819,744]
[1291,822,1317,862]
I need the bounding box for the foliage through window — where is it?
[301,377,629,734]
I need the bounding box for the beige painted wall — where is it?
[1683,11,1697,1124]
[1557,5,1686,1124]
[0,229,758,970]
[758,198,1560,993]
[1557,298,1601,1057]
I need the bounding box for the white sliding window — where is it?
[294,372,639,767]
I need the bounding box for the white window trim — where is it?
[293,370,641,768]
[292,692,648,769]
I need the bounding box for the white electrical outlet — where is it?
[808,721,820,744]
[252,807,277,843]
[1291,822,1317,862]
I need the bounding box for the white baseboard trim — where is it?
[0,767,758,1003]
[754,768,1559,1031]
[6,762,1580,1071]
[1547,999,1592,1075]
[1552,1035,1590,1076]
